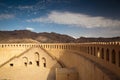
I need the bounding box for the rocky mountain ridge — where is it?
[0,30,120,43]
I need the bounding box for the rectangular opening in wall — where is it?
[94,47,96,56]
[106,49,109,62]
[112,50,116,64]
[10,63,14,67]
[118,51,120,67]
[44,63,46,67]
[36,61,39,66]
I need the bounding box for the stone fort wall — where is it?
[0,43,61,80]
[40,42,120,80]
[0,42,120,80]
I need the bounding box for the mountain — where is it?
[0,30,75,43]
[0,30,119,43]
[37,32,75,43]
[0,30,38,43]
[75,37,120,43]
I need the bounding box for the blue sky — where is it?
[0,0,120,38]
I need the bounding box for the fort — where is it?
[0,42,120,80]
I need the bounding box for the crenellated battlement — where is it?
[0,41,120,47]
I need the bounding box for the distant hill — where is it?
[36,32,75,43]
[0,30,119,43]
[75,37,120,43]
[0,30,75,43]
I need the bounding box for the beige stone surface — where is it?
[0,42,120,80]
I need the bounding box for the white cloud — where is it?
[26,27,34,31]
[0,14,14,20]
[26,11,120,28]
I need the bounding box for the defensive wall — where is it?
[0,43,64,80]
[0,42,120,80]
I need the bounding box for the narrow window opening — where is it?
[94,47,96,56]
[35,52,40,66]
[101,48,104,59]
[24,62,27,66]
[88,47,89,54]
[44,63,46,67]
[118,51,120,67]
[10,63,14,67]
[91,47,93,55]
[36,61,39,66]
[42,57,46,68]
[23,57,28,67]
[112,50,116,64]
[106,49,109,61]
[29,61,32,65]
